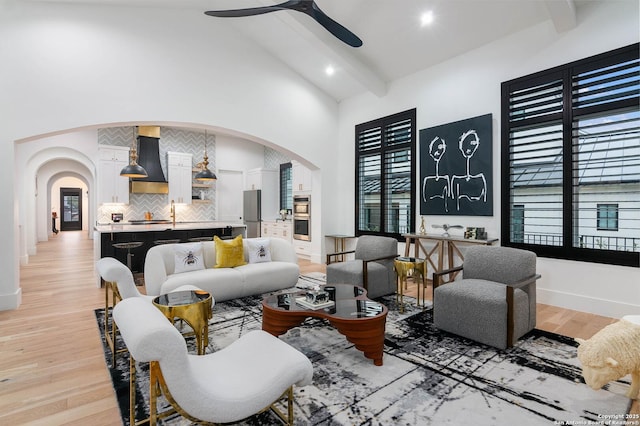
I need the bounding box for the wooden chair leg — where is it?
[506,286,514,348]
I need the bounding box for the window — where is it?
[512,204,525,243]
[597,204,619,231]
[355,109,416,239]
[279,162,292,213]
[502,44,639,267]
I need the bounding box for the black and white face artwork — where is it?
[420,114,493,216]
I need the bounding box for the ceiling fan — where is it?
[204,0,363,48]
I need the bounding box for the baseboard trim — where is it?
[0,288,22,311]
[537,288,639,319]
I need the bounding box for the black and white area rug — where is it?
[96,274,632,425]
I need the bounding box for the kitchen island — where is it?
[93,221,246,278]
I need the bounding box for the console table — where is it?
[402,233,498,280]
[325,234,356,262]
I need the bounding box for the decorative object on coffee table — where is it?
[296,287,334,310]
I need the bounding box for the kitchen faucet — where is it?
[170,199,176,227]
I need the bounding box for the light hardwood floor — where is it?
[0,231,635,425]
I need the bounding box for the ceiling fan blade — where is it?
[205,0,362,48]
[205,5,284,18]
[308,3,362,47]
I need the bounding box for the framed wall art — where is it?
[419,113,493,216]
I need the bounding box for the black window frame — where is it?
[501,43,639,268]
[355,108,416,240]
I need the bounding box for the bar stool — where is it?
[394,256,428,312]
[154,239,181,245]
[188,236,213,242]
[112,241,144,271]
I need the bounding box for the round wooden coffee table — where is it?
[262,284,387,366]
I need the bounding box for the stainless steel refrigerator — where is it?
[243,190,261,238]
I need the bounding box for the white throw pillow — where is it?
[173,243,205,274]
[246,238,272,264]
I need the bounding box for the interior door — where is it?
[217,170,244,223]
[60,187,82,231]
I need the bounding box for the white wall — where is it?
[335,0,639,318]
[0,2,339,310]
[216,135,266,176]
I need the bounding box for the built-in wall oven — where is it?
[293,195,311,241]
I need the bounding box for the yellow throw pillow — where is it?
[213,235,246,268]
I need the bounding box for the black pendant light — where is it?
[195,130,217,181]
[120,126,148,178]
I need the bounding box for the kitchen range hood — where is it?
[130,126,169,194]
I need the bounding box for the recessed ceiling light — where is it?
[325,65,335,76]
[421,10,434,27]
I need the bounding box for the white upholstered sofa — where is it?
[144,237,299,302]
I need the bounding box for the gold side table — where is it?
[394,256,427,312]
[153,290,213,355]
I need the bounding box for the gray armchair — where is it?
[432,246,540,349]
[325,235,398,299]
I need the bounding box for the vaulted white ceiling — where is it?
[25,0,582,101]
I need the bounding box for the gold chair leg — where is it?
[104,280,124,366]
[149,363,158,426]
[130,355,136,426]
[269,386,294,426]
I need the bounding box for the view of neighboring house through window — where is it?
[597,204,619,231]
[501,43,639,267]
[355,109,416,239]
[512,204,525,243]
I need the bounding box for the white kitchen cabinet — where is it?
[261,220,292,243]
[246,168,279,220]
[245,168,277,191]
[167,151,193,204]
[292,160,312,192]
[98,145,130,204]
[293,239,311,259]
